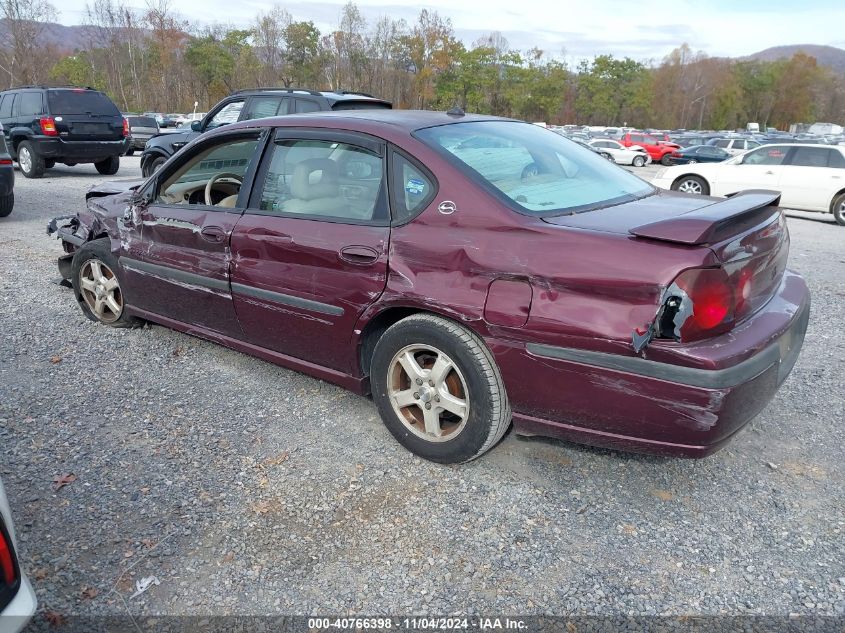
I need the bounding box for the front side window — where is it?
[416,121,653,216]
[257,139,385,222]
[156,135,260,206]
[714,139,730,148]
[206,101,244,130]
[742,146,788,166]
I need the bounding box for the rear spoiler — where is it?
[630,190,782,245]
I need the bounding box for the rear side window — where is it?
[47,90,119,116]
[391,152,436,223]
[829,150,845,169]
[294,100,321,114]
[243,97,283,120]
[789,147,832,168]
[18,92,44,116]
[0,94,13,118]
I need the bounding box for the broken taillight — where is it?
[0,523,16,586]
[40,117,58,136]
[658,268,736,342]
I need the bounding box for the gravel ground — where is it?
[0,157,843,624]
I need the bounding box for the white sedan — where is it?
[588,139,651,167]
[0,478,36,633]
[652,143,845,226]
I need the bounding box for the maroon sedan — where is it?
[48,111,809,463]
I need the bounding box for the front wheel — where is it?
[70,238,141,327]
[632,155,645,167]
[832,192,845,226]
[95,156,120,175]
[144,155,167,178]
[370,314,511,463]
[660,154,673,166]
[671,175,709,196]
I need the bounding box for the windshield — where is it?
[47,90,120,116]
[415,121,653,215]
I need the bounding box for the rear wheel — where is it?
[144,155,167,178]
[832,192,845,226]
[0,193,13,217]
[632,155,645,167]
[671,175,709,196]
[17,141,44,178]
[70,238,141,327]
[370,314,511,463]
[95,156,119,175]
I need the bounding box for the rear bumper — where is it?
[27,137,128,161]
[0,576,36,633]
[497,271,810,457]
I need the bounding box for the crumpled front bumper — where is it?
[47,216,84,280]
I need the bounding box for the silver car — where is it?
[0,478,36,633]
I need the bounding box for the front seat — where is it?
[283,158,347,216]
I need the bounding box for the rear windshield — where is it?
[416,121,653,215]
[331,100,392,111]
[128,116,157,127]
[47,90,120,116]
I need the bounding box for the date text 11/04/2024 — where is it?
[307,617,528,630]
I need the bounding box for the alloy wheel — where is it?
[677,179,703,195]
[79,259,123,323]
[18,147,32,173]
[387,344,469,442]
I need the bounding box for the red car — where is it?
[48,111,809,463]
[620,132,679,165]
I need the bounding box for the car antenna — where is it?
[446,106,465,117]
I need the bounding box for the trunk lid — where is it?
[544,189,789,324]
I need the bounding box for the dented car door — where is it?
[121,130,263,337]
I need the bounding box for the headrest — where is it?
[291,158,339,200]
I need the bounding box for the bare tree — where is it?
[0,0,57,88]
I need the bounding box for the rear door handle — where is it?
[339,245,379,265]
[765,170,775,175]
[200,226,226,243]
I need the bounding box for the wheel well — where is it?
[829,188,845,213]
[357,307,425,379]
[671,173,708,187]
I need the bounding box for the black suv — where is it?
[140,88,392,177]
[0,86,128,178]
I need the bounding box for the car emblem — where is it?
[438,201,457,215]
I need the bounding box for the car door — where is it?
[230,129,390,372]
[776,146,842,212]
[121,129,266,336]
[711,145,788,197]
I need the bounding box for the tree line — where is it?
[2,0,843,130]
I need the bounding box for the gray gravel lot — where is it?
[0,157,843,623]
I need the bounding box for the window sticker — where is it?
[405,178,426,195]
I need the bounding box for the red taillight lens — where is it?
[0,528,16,586]
[122,118,130,137]
[671,151,681,157]
[0,159,12,165]
[40,117,58,136]
[670,268,735,342]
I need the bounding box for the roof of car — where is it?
[227,109,511,133]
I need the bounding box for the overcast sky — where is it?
[56,0,845,63]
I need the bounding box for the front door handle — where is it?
[339,245,379,265]
[200,226,226,243]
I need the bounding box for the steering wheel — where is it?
[205,172,243,206]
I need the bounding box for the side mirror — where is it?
[190,120,202,132]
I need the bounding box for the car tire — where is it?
[671,175,710,196]
[44,159,55,169]
[17,141,45,178]
[832,192,845,226]
[660,154,673,166]
[70,238,141,328]
[0,192,13,217]
[370,313,511,463]
[145,155,167,178]
[632,155,645,167]
[687,159,698,164]
[95,156,120,175]
[125,148,135,156]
